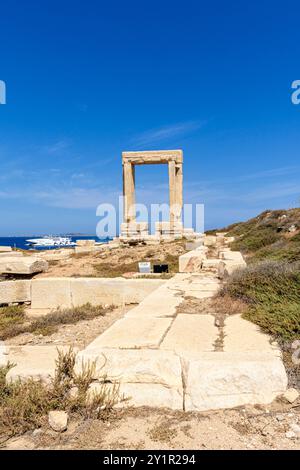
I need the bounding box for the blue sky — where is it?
[0,0,299,235]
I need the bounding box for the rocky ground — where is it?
[35,240,186,278]
[3,401,300,450]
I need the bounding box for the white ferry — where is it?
[26,236,76,247]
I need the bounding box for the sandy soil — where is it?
[3,402,300,450]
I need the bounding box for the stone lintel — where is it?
[122,150,183,165]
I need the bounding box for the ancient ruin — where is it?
[121,149,194,240]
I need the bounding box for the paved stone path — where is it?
[77,271,288,411]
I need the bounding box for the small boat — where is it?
[26,236,76,247]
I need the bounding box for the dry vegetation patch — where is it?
[0,303,114,340]
[0,348,119,443]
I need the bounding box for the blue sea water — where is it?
[0,236,109,251]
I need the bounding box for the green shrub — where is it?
[220,261,300,340]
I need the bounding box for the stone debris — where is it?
[48,410,68,432]
[283,388,300,404]
[285,430,296,439]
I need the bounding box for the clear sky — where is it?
[0,0,299,236]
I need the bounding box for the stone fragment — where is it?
[179,250,205,273]
[218,260,246,279]
[283,388,300,403]
[48,411,68,432]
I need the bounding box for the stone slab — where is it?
[31,278,72,309]
[71,278,125,307]
[76,348,182,387]
[185,352,288,411]
[84,317,173,349]
[6,346,78,383]
[0,280,31,304]
[224,314,278,353]
[0,257,48,275]
[161,314,218,357]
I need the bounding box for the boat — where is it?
[26,236,76,247]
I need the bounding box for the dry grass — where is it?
[176,295,247,315]
[0,303,114,340]
[0,348,120,442]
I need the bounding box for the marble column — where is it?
[123,162,136,224]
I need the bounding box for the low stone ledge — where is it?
[31,278,72,309]
[0,280,31,305]
[31,277,165,309]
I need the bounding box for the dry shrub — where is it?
[0,348,120,442]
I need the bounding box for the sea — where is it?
[0,236,110,251]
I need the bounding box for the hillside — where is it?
[215,208,300,263]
